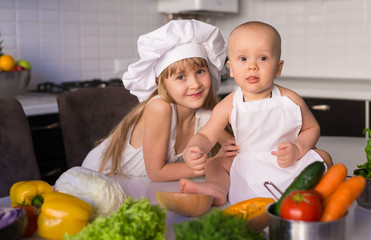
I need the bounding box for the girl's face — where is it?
[163,59,211,110]
[228,25,284,101]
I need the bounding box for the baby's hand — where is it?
[215,138,239,158]
[183,146,207,175]
[271,142,299,168]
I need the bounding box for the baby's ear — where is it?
[275,60,284,78]
[227,61,234,78]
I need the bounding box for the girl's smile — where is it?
[187,90,204,98]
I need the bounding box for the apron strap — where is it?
[271,84,281,98]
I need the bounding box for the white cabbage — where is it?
[54,166,126,220]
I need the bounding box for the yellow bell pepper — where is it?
[37,192,92,240]
[10,180,53,208]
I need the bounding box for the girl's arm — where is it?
[142,98,200,181]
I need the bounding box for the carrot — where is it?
[320,175,366,222]
[314,163,347,200]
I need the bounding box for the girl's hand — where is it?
[183,146,207,175]
[271,142,299,168]
[215,138,239,158]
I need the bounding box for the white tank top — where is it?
[82,96,211,176]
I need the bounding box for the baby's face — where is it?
[227,24,284,100]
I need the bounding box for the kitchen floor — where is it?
[317,136,367,175]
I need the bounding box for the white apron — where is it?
[228,85,325,205]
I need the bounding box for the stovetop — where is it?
[34,78,123,94]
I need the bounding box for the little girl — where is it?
[82,20,236,181]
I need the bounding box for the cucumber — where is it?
[274,161,325,216]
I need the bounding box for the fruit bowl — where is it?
[0,70,31,97]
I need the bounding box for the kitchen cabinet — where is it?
[27,114,67,185]
[304,98,365,137]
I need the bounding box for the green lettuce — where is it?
[174,208,267,240]
[64,197,166,240]
[357,128,371,179]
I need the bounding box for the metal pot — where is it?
[266,203,346,240]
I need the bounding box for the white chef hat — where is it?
[122,19,227,102]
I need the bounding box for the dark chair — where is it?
[57,86,138,169]
[0,98,41,197]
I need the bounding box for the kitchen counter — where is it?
[1,176,370,240]
[16,77,371,116]
[16,92,59,116]
[277,77,371,101]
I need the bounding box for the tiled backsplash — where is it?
[1,0,371,90]
[0,0,167,89]
[214,0,371,80]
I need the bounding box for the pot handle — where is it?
[264,181,283,201]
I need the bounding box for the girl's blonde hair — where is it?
[99,57,222,176]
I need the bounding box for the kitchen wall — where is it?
[0,0,167,89]
[214,0,371,80]
[1,0,371,90]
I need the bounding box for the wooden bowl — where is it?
[156,191,213,217]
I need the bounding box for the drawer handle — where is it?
[311,104,330,111]
[30,122,60,131]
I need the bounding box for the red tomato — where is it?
[280,190,322,221]
[16,205,38,237]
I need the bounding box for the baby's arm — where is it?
[142,99,200,181]
[184,94,234,173]
[272,86,320,167]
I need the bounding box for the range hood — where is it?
[157,0,238,15]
